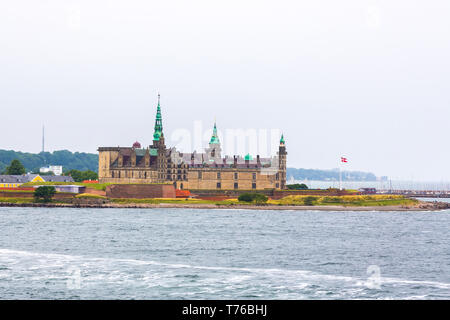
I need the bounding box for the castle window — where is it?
[252,183,256,189]
[276,183,280,188]
[276,173,279,180]
[177,175,181,180]
[217,172,221,179]
[217,182,221,189]
[198,171,202,179]
[234,183,238,189]
[112,171,114,178]
[180,183,183,190]
[183,175,186,180]
[234,172,238,179]
[252,173,256,180]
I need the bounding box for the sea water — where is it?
[0,207,449,299]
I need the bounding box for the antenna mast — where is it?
[42,125,45,153]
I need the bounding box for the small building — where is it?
[40,165,63,176]
[359,188,377,194]
[0,174,74,188]
[42,175,74,183]
[0,174,45,188]
[51,185,86,193]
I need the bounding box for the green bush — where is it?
[303,196,318,206]
[321,196,343,204]
[287,183,308,190]
[34,186,56,203]
[238,193,268,204]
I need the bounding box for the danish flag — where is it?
[341,157,348,163]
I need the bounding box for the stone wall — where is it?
[85,188,107,197]
[105,184,176,199]
[0,191,76,199]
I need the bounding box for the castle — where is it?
[98,95,287,190]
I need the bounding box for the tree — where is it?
[287,183,309,190]
[238,193,268,204]
[34,186,56,203]
[39,171,55,176]
[65,169,98,182]
[65,169,83,182]
[81,170,98,181]
[5,159,26,175]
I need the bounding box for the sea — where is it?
[295,180,450,191]
[0,202,449,300]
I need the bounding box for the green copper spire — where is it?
[280,134,285,144]
[153,93,163,141]
[209,121,220,144]
[244,153,253,161]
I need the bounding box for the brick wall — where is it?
[105,184,176,199]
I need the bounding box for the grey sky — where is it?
[0,1,449,181]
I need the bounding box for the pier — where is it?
[377,189,450,198]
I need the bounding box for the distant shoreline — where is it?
[0,201,448,211]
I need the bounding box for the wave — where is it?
[1,248,449,292]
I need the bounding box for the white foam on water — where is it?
[1,248,449,293]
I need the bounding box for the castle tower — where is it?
[278,134,287,189]
[153,93,163,145]
[152,93,167,182]
[206,121,222,163]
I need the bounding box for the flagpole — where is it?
[339,161,342,191]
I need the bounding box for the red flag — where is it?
[341,157,348,163]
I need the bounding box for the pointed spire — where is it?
[280,133,285,145]
[209,120,220,144]
[153,93,163,141]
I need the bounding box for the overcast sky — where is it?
[0,1,449,181]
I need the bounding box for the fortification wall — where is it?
[105,184,176,199]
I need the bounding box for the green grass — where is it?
[0,189,34,193]
[75,193,107,199]
[0,197,36,204]
[269,195,419,207]
[0,193,420,208]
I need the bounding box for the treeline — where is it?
[0,150,98,173]
[0,149,380,182]
[286,168,378,181]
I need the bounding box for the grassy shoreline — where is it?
[2,191,448,211]
[0,195,448,211]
